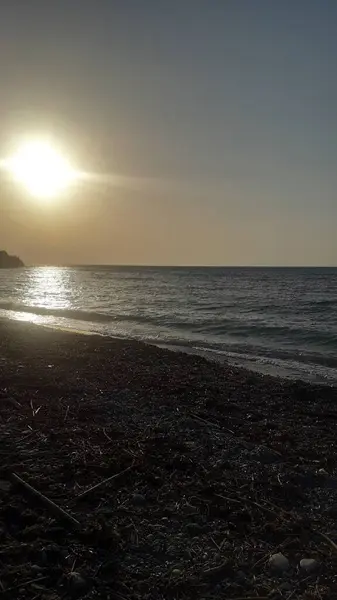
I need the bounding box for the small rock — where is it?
[38,550,48,566]
[255,447,282,464]
[171,568,182,577]
[300,558,319,573]
[279,582,292,592]
[68,572,89,597]
[132,493,146,505]
[269,553,289,574]
[235,570,248,583]
[203,561,234,581]
[185,522,204,536]
[31,564,44,574]
[0,480,11,493]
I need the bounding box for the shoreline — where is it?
[1,310,336,386]
[0,318,337,598]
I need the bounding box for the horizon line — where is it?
[25,263,337,269]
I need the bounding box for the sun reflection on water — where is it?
[22,267,72,310]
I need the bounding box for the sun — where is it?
[1,139,78,200]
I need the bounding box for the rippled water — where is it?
[0,266,337,384]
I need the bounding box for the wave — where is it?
[1,298,337,383]
[0,301,186,328]
[0,302,117,323]
[1,301,336,347]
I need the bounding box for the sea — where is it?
[0,266,337,385]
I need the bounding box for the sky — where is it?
[0,0,337,266]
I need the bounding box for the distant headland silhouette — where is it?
[0,250,24,268]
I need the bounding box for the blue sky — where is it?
[1,1,336,265]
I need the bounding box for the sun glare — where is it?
[2,139,78,200]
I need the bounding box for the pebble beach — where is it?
[1,318,337,599]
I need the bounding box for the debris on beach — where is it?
[0,319,336,598]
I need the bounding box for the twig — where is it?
[64,405,70,422]
[190,413,220,429]
[76,464,133,500]
[103,428,113,443]
[190,412,235,435]
[228,597,269,600]
[29,400,41,417]
[215,493,281,518]
[286,575,314,600]
[70,558,77,573]
[316,530,337,553]
[215,493,242,506]
[0,576,48,595]
[202,561,232,580]
[10,472,80,528]
[210,536,221,551]
[252,537,293,569]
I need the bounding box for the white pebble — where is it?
[300,558,319,573]
[269,553,289,573]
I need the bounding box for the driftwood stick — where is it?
[77,464,133,500]
[64,405,70,422]
[189,413,235,435]
[226,597,269,600]
[215,493,281,518]
[316,530,337,553]
[10,472,80,528]
[190,413,220,429]
[0,576,48,595]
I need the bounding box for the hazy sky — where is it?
[1,1,337,266]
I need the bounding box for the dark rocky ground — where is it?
[0,319,337,599]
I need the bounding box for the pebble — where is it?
[300,558,319,573]
[171,568,182,577]
[132,493,146,505]
[185,522,204,536]
[0,480,11,493]
[68,572,89,597]
[269,553,289,574]
[38,550,48,566]
[279,582,292,592]
[31,564,44,574]
[235,570,248,583]
[255,447,282,464]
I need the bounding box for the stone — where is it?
[185,522,204,536]
[202,561,234,581]
[269,553,289,574]
[68,572,89,597]
[132,493,146,505]
[171,568,182,577]
[235,570,248,583]
[255,446,282,464]
[278,581,294,597]
[299,558,319,573]
[38,550,48,566]
[0,480,11,493]
[279,582,292,592]
[31,565,44,574]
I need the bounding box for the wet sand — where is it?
[0,318,337,599]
